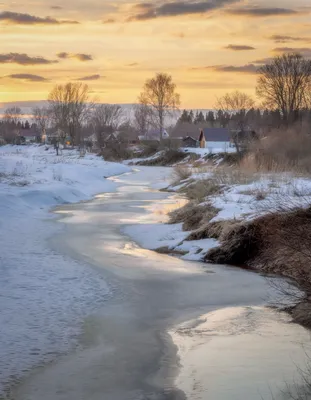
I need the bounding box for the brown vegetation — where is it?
[172,165,192,183]
[179,179,222,202]
[185,219,237,241]
[169,201,219,231]
[204,207,311,325]
[241,127,311,174]
[135,149,188,166]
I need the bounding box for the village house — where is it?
[199,128,233,152]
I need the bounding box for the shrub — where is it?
[171,165,192,183]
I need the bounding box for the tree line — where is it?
[1,52,311,147]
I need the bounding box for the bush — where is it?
[171,165,192,183]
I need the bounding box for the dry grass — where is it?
[240,127,311,175]
[169,201,219,231]
[213,166,255,185]
[186,219,237,241]
[136,149,188,166]
[180,179,222,202]
[239,187,268,201]
[171,165,192,184]
[205,206,311,298]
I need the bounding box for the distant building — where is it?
[19,127,40,143]
[170,123,201,140]
[182,136,198,148]
[200,128,233,152]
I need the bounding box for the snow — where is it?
[0,145,131,394]
[125,165,311,265]
[182,146,236,156]
[123,223,188,251]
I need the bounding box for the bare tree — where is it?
[132,103,155,136]
[257,53,311,124]
[139,73,180,141]
[48,82,91,145]
[3,107,23,125]
[32,106,50,139]
[216,91,255,155]
[90,104,124,149]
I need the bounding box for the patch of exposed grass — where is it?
[136,149,187,166]
[213,167,255,185]
[169,201,219,231]
[180,179,222,202]
[186,219,238,241]
[171,165,192,184]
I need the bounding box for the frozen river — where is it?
[2,167,310,400]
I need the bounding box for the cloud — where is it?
[268,35,311,43]
[50,6,62,10]
[77,74,101,81]
[272,47,311,57]
[226,7,298,17]
[224,44,255,51]
[0,53,57,65]
[128,0,238,21]
[6,73,48,82]
[56,52,93,61]
[192,64,259,74]
[0,11,79,25]
[126,62,139,67]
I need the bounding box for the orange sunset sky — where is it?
[0,0,311,108]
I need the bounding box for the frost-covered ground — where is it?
[0,145,130,395]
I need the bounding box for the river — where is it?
[10,167,311,400]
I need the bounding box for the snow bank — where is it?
[0,145,130,213]
[0,145,131,394]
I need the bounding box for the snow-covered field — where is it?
[0,145,130,395]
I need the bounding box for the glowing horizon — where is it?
[0,0,311,108]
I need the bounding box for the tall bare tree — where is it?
[216,90,255,155]
[32,106,50,138]
[90,104,124,149]
[132,103,154,136]
[257,53,311,124]
[48,82,91,145]
[139,73,180,141]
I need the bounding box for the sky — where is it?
[0,0,311,108]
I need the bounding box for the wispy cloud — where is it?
[226,7,298,17]
[5,73,48,82]
[272,47,311,57]
[268,35,311,43]
[57,52,93,61]
[192,64,259,74]
[224,44,255,51]
[128,0,238,21]
[77,74,101,81]
[0,11,79,25]
[0,53,57,65]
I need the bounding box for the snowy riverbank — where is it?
[0,145,130,395]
